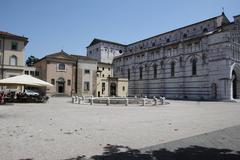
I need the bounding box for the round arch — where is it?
[230,63,240,99]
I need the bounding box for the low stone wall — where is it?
[71,96,167,106]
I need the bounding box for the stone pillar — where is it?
[75,96,79,103]
[82,96,85,104]
[125,98,128,106]
[107,97,110,106]
[90,96,94,105]
[142,98,146,106]
[78,96,81,104]
[72,96,75,103]
[153,97,157,106]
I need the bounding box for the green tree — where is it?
[26,55,39,67]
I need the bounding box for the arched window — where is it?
[153,64,157,79]
[179,56,183,67]
[58,63,65,70]
[171,62,175,77]
[139,67,143,80]
[10,55,17,66]
[192,59,197,75]
[203,28,208,33]
[183,33,188,38]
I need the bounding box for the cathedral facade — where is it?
[111,13,240,100]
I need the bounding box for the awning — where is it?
[0,75,53,87]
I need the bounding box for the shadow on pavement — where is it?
[65,144,240,160]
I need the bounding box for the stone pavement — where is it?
[82,125,240,160]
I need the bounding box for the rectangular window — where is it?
[123,86,125,91]
[84,81,90,91]
[30,71,34,76]
[11,41,18,50]
[67,79,71,86]
[25,71,29,75]
[0,40,2,49]
[51,79,55,85]
[108,68,110,71]
[35,71,39,76]
[58,63,65,71]
[102,67,104,70]
[84,69,90,74]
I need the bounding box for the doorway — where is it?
[57,78,65,94]
[232,70,237,99]
[110,83,116,96]
[98,91,100,97]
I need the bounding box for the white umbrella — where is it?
[0,75,53,87]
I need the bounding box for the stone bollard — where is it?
[142,98,146,106]
[90,96,94,105]
[153,97,158,106]
[159,97,163,105]
[75,96,78,103]
[159,97,165,105]
[125,98,128,106]
[162,97,165,105]
[82,96,85,104]
[78,96,81,104]
[107,97,110,106]
[72,96,75,103]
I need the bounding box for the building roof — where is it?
[36,50,76,63]
[127,12,230,46]
[88,13,231,50]
[87,38,126,48]
[0,31,28,44]
[70,54,98,61]
[97,61,112,66]
[36,50,97,64]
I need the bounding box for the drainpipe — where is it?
[75,59,78,94]
[1,37,5,79]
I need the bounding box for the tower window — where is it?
[10,55,17,66]
[11,41,18,50]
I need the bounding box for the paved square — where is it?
[0,98,240,160]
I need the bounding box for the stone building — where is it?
[96,62,128,97]
[95,13,240,100]
[0,31,28,79]
[34,50,98,96]
[87,39,125,63]
[34,50,77,96]
[71,55,98,96]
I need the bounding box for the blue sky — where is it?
[1,0,240,59]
